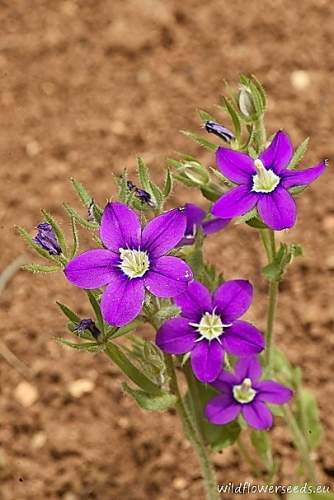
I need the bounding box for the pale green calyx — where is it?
[252,159,280,193]
[190,311,231,342]
[119,248,150,279]
[233,378,257,404]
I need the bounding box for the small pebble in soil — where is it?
[14,381,39,407]
[68,378,95,398]
[172,477,188,490]
[290,70,311,91]
[31,432,47,450]
[25,140,41,158]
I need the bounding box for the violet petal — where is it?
[211,370,239,393]
[234,357,263,383]
[101,274,145,327]
[174,280,212,322]
[190,340,223,383]
[256,380,293,404]
[155,318,197,354]
[259,130,293,174]
[242,401,273,430]
[64,249,118,289]
[211,185,258,219]
[202,217,230,235]
[100,202,141,253]
[281,161,326,189]
[223,320,264,357]
[257,187,297,230]
[213,279,253,323]
[215,147,255,184]
[141,208,187,258]
[205,394,241,425]
[144,256,192,298]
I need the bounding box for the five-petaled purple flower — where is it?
[34,223,61,255]
[64,202,193,327]
[205,357,293,430]
[211,130,326,230]
[156,280,264,383]
[180,203,230,245]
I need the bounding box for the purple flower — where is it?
[204,121,235,143]
[127,180,155,207]
[34,223,61,255]
[205,357,293,430]
[180,203,230,245]
[64,203,193,327]
[211,130,326,230]
[156,280,264,383]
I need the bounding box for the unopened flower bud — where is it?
[182,161,210,186]
[75,319,101,340]
[238,85,256,118]
[204,121,235,143]
[34,223,61,255]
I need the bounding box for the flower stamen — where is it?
[119,248,150,279]
[233,377,257,403]
[190,310,231,342]
[252,159,280,193]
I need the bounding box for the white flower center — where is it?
[252,159,280,193]
[189,311,231,342]
[233,378,257,404]
[119,248,150,279]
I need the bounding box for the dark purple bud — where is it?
[204,121,235,143]
[75,319,101,340]
[87,200,96,222]
[127,180,136,191]
[33,223,61,255]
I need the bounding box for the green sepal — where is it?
[63,203,98,231]
[181,130,217,151]
[56,301,80,323]
[262,243,304,282]
[288,137,310,169]
[221,96,242,140]
[22,263,60,273]
[163,168,173,198]
[123,383,177,412]
[197,109,217,123]
[69,216,79,258]
[55,337,104,352]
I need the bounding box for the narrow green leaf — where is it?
[55,337,103,352]
[22,263,60,273]
[63,203,98,230]
[296,389,323,450]
[69,216,79,258]
[137,157,151,192]
[181,130,217,151]
[71,178,93,208]
[105,343,162,395]
[197,109,216,122]
[163,168,173,198]
[221,97,241,139]
[56,301,80,323]
[123,383,176,412]
[288,137,310,169]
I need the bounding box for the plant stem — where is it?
[183,361,206,440]
[164,354,219,500]
[260,229,278,369]
[283,406,317,483]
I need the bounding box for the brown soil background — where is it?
[1,1,334,499]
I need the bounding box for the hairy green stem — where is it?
[283,406,317,483]
[164,354,219,500]
[183,362,206,440]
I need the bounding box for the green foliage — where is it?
[123,383,177,412]
[296,389,323,450]
[55,337,104,352]
[262,243,304,281]
[181,130,217,151]
[163,168,173,198]
[22,263,60,273]
[288,137,310,169]
[63,203,99,231]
